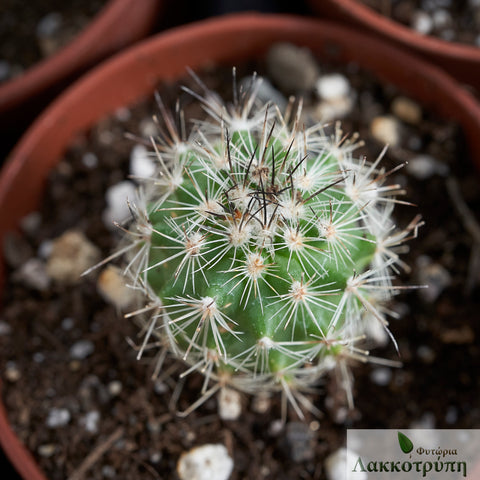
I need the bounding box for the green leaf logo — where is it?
[398,432,414,454]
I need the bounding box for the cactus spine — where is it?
[120,72,420,416]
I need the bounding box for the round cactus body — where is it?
[120,74,420,414]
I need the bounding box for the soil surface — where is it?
[0,0,106,83]
[360,0,480,46]
[1,53,480,480]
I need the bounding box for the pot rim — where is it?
[0,0,161,112]
[0,12,479,480]
[309,0,480,61]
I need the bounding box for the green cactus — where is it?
[116,72,421,416]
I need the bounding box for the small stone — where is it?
[406,154,449,179]
[417,345,436,363]
[177,444,233,480]
[20,211,42,236]
[82,152,98,169]
[391,96,422,125]
[370,115,401,146]
[316,74,351,101]
[33,352,46,363]
[370,367,392,386]
[153,379,168,395]
[46,230,101,284]
[150,451,162,463]
[61,317,75,330]
[410,412,436,429]
[38,240,53,259]
[36,12,62,38]
[115,107,131,122]
[432,9,451,29]
[218,387,241,421]
[38,444,57,458]
[70,339,95,360]
[0,60,11,82]
[411,10,433,35]
[416,255,451,303]
[46,408,71,428]
[5,362,21,382]
[108,380,123,397]
[139,118,157,138]
[266,43,320,94]
[315,96,354,122]
[130,144,156,178]
[0,321,12,336]
[285,422,314,462]
[3,231,34,268]
[97,265,136,310]
[445,406,458,424]
[439,325,475,344]
[240,75,288,112]
[325,448,365,480]
[102,181,138,228]
[101,465,116,478]
[80,410,100,433]
[13,258,50,291]
[269,419,284,436]
[251,393,271,414]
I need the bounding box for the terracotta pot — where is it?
[0,0,163,159]
[307,0,480,90]
[0,12,479,480]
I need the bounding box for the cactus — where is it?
[115,72,421,417]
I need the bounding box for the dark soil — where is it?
[1,55,480,480]
[360,0,480,45]
[0,0,106,83]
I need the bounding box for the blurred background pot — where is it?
[307,0,480,91]
[0,12,479,479]
[0,0,163,159]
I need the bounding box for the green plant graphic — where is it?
[398,432,414,454]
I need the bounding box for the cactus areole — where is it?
[116,72,421,415]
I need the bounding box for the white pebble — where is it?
[411,10,433,35]
[406,154,449,179]
[38,444,57,458]
[80,410,100,433]
[82,152,98,169]
[177,444,233,480]
[370,367,392,386]
[218,387,242,421]
[97,265,136,310]
[370,115,401,146]
[36,12,62,38]
[101,465,116,478]
[46,408,71,428]
[62,317,75,330]
[432,9,451,29]
[316,74,351,101]
[115,107,131,122]
[70,340,95,360]
[108,380,123,397]
[103,181,137,227]
[130,144,156,178]
[325,448,366,480]
[14,258,50,291]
